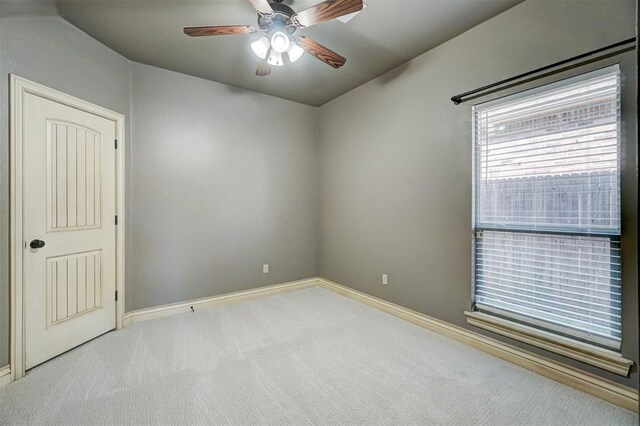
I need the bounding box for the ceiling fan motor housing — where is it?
[258,2,297,35]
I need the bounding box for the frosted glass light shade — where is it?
[270,31,290,53]
[287,42,304,63]
[267,50,283,67]
[251,37,270,59]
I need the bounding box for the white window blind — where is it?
[473,67,621,349]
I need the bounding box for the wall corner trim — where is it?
[0,365,11,388]
[464,310,634,376]
[316,277,639,412]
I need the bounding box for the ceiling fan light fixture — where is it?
[267,50,284,67]
[270,31,290,53]
[251,36,271,59]
[287,42,304,63]
[185,0,363,74]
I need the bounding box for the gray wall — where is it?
[0,16,319,366]
[317,0,639,388]
[0,15,132,367]
[128,62,318,310]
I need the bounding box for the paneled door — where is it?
[23,91,117,369]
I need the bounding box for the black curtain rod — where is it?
[450,37,636,105]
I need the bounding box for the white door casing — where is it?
[10,76,125,379]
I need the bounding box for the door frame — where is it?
[9,75,126,381]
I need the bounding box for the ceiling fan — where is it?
[183,0,364,76]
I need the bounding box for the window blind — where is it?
[473,67,621,349]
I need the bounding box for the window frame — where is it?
[470,65,625,355]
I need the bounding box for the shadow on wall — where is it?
[377,61,412,85]
[308,24,412,89]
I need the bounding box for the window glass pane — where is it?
[476,230,621,345]
[475,71,620,234]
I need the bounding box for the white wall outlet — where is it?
[263,264,269,274]
[382,273,388,285]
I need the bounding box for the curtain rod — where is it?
[450,37,636,105]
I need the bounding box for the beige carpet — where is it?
[0,286,637,425]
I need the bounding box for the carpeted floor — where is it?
[0,286,637,425]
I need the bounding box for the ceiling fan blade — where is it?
[183,25,257,37]
[293,0,363,27]
[256,61,272,76]
[295,36,346,69]
[248,0,274,15]
[256,48,272,76]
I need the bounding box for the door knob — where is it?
[29,239,45,249]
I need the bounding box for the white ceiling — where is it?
[4,0,524,106]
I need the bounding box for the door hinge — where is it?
[114,139,118,149]
[115,290,118,301]
[115,215,118,225]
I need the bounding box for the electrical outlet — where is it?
[263,264,269,274]
[382,273,388,285]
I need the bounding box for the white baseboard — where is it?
[0,365,10,388]
[12,275,635,412]
[317,278,639,413]
[123,278,318,325]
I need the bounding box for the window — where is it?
[472,66,621,350]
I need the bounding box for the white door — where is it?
[23,91,117,369]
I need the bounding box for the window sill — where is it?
[464,311,634,376]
